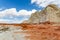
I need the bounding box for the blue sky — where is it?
[0,0,59,23]
[0,0,43,11]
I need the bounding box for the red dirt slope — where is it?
[21,23,60,40]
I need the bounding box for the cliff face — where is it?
[25,4,60,23]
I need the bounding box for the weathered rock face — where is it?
[25,4,60,23]
[46,4,60,23]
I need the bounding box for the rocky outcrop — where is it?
[24,4,60,23]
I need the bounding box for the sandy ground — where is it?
[0,24,60,40]
[0,26,30,40]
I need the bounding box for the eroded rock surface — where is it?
[24,4,60,23]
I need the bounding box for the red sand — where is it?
[20,24,60,40]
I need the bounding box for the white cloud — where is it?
[0,8,17,18]
[31,0,60,7]
[18,9,37,16]
[0,18,28,23]
[0,8,37,23]
[0,8,37,17]
[11,18,28,23]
